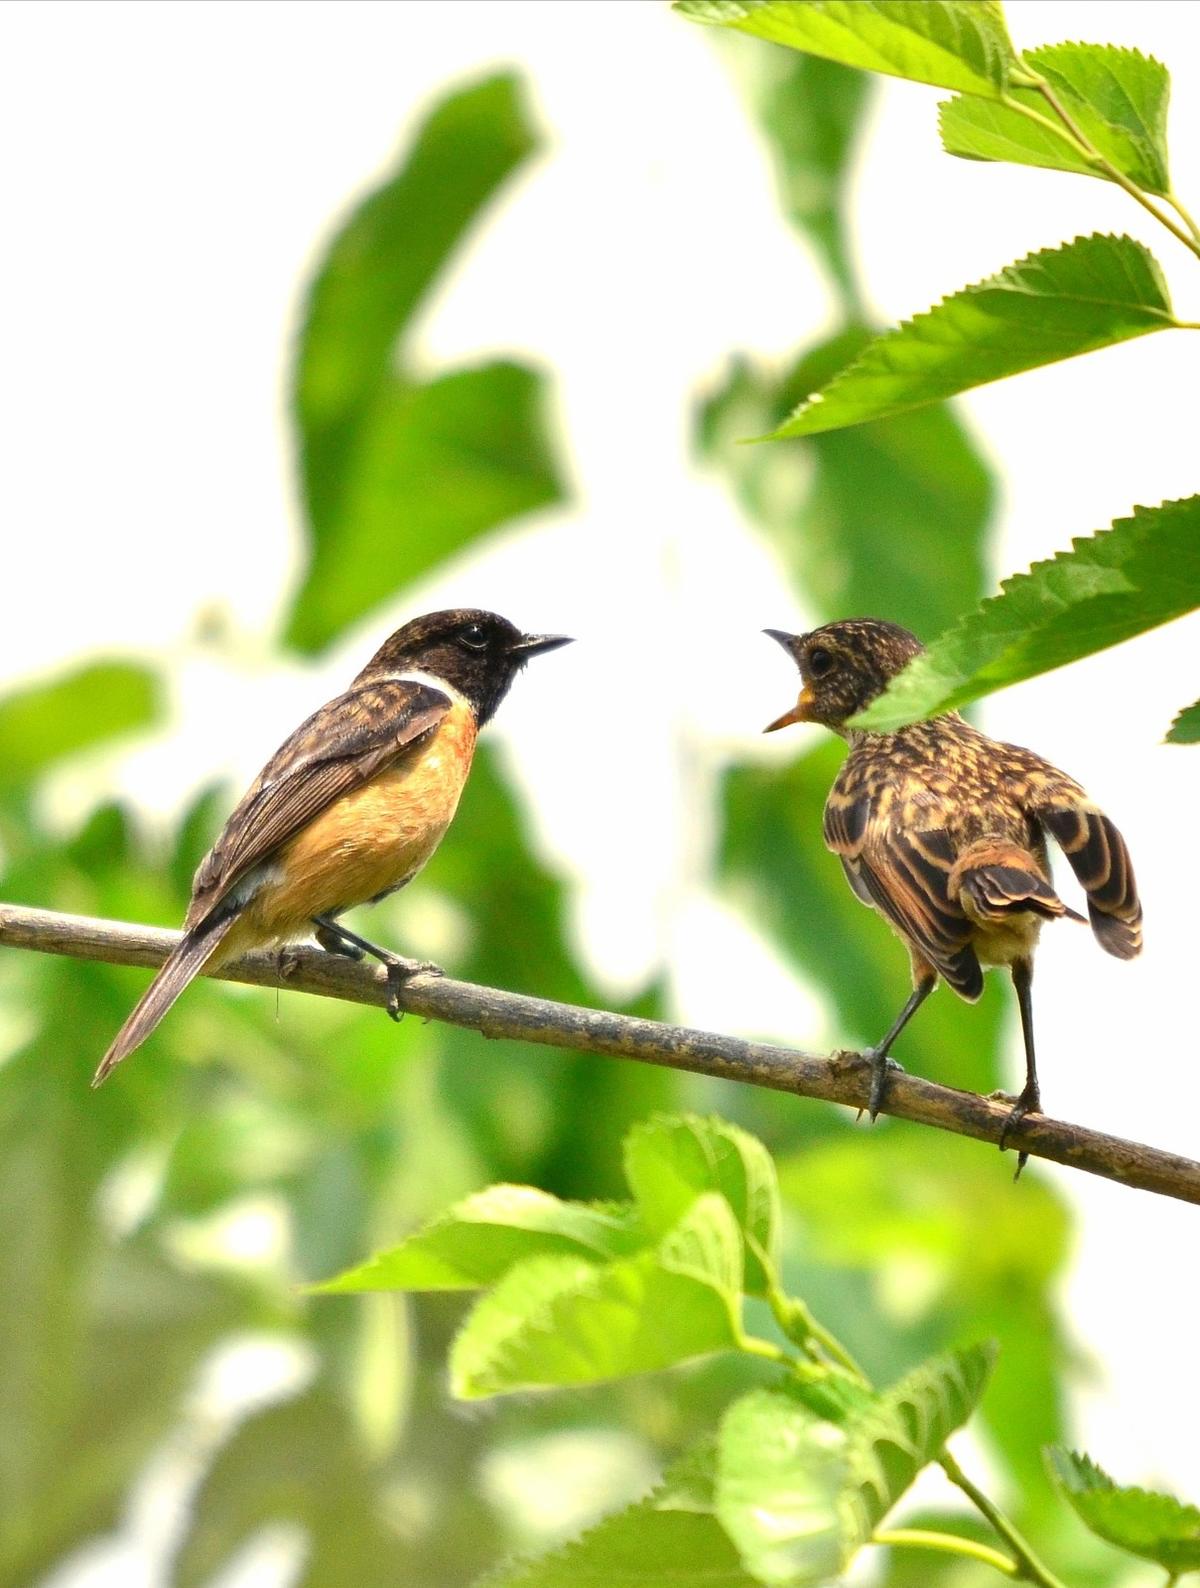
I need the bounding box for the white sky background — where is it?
[3,0,1200,1578]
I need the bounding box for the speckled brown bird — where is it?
[94,609,572,1085]
[764,618,1142,1144]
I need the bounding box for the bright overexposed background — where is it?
[3,1,1199,1581]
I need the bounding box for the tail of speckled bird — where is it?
[92,912,238,1086]
[952,839,1084,927]
[1040,803,1143,959]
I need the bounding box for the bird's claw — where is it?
[996,1085,1041,1178]
[862,1050,904,1123]
[383,957,445,1021]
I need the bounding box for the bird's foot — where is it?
[314,922,364,960]
[383,956,445,1021]
[861,1050,904,1123]
[995,1083,1041,1178]
[277,946,302,981]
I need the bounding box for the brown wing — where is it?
[824,783,983,1000]
[1037,798,1142,958]
[186,679,451,926]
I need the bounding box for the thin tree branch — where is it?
[2,901,1198,1207]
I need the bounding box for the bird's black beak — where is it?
[764,628,799,654]
[510,633,574,658]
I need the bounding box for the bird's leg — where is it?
[862,974,935,1122]
[311,914,443,1021]
[998,956,1040,1173]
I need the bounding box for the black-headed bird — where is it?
[95,608,571,1084]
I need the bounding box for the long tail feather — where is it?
[93,911,239,1086]
[1040,804,1143,959]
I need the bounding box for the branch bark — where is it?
[2,900,1197,1207]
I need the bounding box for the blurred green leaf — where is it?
[846,1345,995,1539]
[725,43,870,303]
[479,1439,760,1587]
[450,1195,744,1398]
[1047,1448,1200,1574]
[770,235,1177,439]
[715,1347,993,1585]
[701,335,995,633]
[316,1185,642,1294]
[1168,697,1200,744]
[288,361,563,652]
[854,495,1200,730]
[624,1114,781,1296]
[716,1387,848,1584]
[287,73,564,652]
[173,1390,411,1588]
[0,660,159,793]
[678,1,1017,97]
[941,43,1171,196]
[778,1132,1069,1497]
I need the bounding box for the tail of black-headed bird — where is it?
[1039,803,1142,960]
[93,910,238,1086]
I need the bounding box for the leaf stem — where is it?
[873,1527,1018,1578]
[939,1448,1072,1588]
[765,1280,868,1380]
[738,1332,792,1367]
[1020,76,1200,263]
[1166,193,1200,250]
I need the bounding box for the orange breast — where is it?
[235,701,477,946]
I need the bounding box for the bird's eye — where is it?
[807,646,834,679]
[459,623,488,651]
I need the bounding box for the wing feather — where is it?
[1038,800,1142,958]
[823,782,982,999]
[187,679,451,924]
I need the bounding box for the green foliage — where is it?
[0,660,160,796]
[329,1114,1024,1586]
[854,495,1200,732]
[1168,698,1200,744]
[317,1186,642,1293]
[623,1114,781,1296]
[287,73,564,652]
[681,0,1200,724]
[678,1,1018,98]
[1048,1448,1200,1575]
[941,43,1172,194]
[723,43,870,301]
[769,235,1177,439]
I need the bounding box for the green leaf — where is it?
[726,43,871,303]
[701,334,995,635]
[623,1114,780,1296]
[854,495,1200,729]
[449,1195,743,1398]
[844,1344,996,1541]
[287,74,564,652]
[173,1391,412,1588]
[287,361,563,653]
[770,235,1177,439]
[716,1388,849,1584]
[941,43,1171,196]
[714,1347,994,1585]
[1047,1448,1200,1574]
[678,1,1017,98]
[480,1440,761,1587]
[0,661,160,793]
[1167,698,1200,744]
[314,1185,641,1293]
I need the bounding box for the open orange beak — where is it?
[764,688,815,733]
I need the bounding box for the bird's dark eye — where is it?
[459,623,488,651]
[807,646,834,679]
